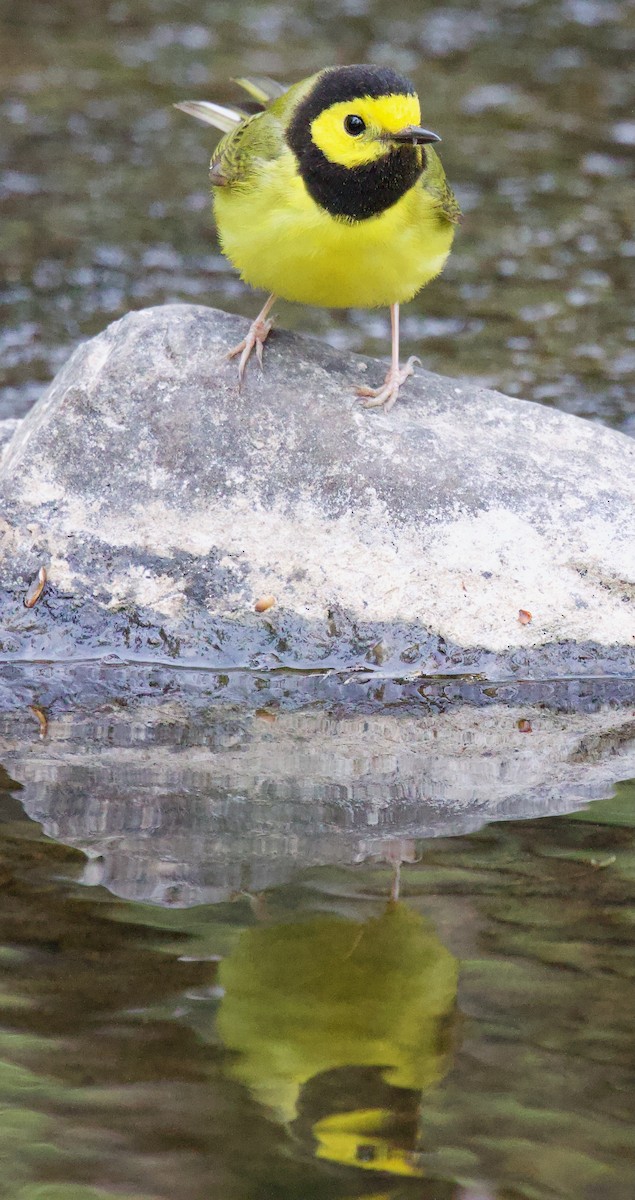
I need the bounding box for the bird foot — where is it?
[357,355,421,412]
[226,315,274,386]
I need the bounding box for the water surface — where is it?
[0,765,633,1200]
[1,676,634,1200]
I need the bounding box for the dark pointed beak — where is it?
[391,125,442,145]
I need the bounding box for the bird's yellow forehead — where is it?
[310,94,422,167]
[361,93,422,134]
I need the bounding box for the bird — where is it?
[175,64,460,412]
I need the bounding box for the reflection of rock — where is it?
[1,694,635,906]
[217,903,457,1176]
[0,304,634,676]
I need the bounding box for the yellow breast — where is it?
[213,152,454,310]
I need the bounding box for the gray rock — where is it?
[2,687,634,906]
[0,302,633,676]
[0,418,21,460]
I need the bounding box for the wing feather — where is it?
[176,77,293,188]
[232,76,288,104]
[424,146,462,225]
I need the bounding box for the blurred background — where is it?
[1,0,634,432]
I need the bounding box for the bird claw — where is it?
[227,316,274,387]
[357,355,420,412]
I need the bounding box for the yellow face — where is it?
[313,1109,424,1177]
[309,93,423,168]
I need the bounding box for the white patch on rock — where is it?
[107,566,186,618]
[34,493,633,650]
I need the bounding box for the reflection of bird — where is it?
[216,903,458,1177]
[175,65,460,411]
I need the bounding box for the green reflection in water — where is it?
[0,767,633,1199]
[218,903,458,1175]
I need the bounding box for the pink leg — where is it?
[357,303,420,412]
[227,293,276,386]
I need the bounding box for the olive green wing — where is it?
[211,74,320,186]
[423,146,462,225]
[175,73,318,187]
[209,110,287,186]
[175,97,290,187]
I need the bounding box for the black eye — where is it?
[344,114,365,136]
[356,1144,376,1163]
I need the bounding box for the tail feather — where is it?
[173,100,246,132]
[232,76,288,104]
